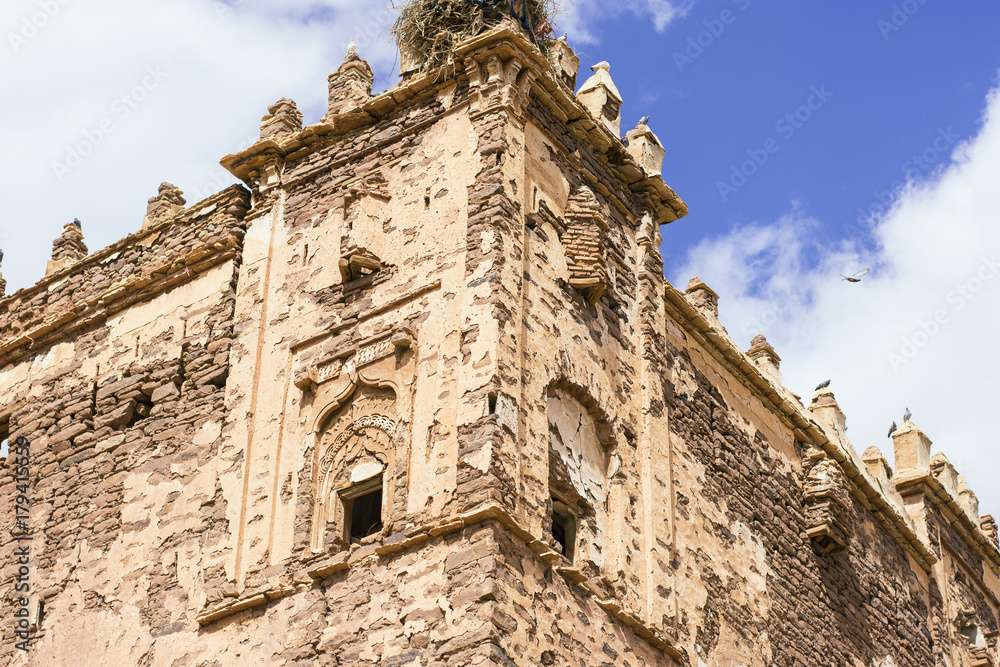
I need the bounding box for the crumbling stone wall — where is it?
[664,345,935,665]
[1,24,997,667]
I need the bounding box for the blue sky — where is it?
[0,0,998,513]
[574,0,1000,264]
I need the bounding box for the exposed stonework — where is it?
[1,19,997,667]
[45,220,87,277]
[143,182,187,229]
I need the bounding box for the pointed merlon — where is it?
[145,182,187,229]
[46,219,89,277]
[260,98,304,140]
[325,42,374,119]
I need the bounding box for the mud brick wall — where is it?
[0,188,248,664]
[1,26,997,667]
[665,343,936,666]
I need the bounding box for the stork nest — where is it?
[392,0,558,72]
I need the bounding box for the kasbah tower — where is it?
[0,3,998,666]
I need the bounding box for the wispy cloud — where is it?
[671,78,1000,515]
[559,0,694,43]
[0,0,398,294]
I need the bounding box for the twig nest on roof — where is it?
[392,0,558,73]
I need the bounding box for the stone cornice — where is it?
[221,27,687,226]
[896,471,1000,576]
[197,501,688,663]
[662,281,939,573]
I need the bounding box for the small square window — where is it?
[551,498,577,564]
[341,477,384,545]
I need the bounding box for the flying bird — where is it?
[903,407,912,422]
[591,61,610,72]
[636,116,650,127]
[815,380,831,391]
[841,268,870,283]
[887,421,898,438]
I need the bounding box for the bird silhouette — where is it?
[887,421,898,438]
[841,268,870,283]
[0,249,4,263]
[636,116,650,127]
[903,407,912,422]
[815,380,831,391]
[72,218,82,229]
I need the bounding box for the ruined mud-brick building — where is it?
[1,12,999,667]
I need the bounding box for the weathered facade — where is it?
[1,20,998,667]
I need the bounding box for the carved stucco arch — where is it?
[310,399,398,552]
[296,329,418,553]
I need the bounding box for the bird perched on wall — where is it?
[621,137,630,147]
[73,218,82,229]
[888,421,898,437]
[903,407,912,422]
[0,249,4,263]
[815,379,831,391]
[558,32,568,41]
[591,61,610,72]
[841,268,869,283]
[636,116,650,127]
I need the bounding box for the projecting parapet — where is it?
[46,219,88,277]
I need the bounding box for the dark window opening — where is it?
[346,486,383,544]
[960,623,980,647]
[551,498,576,564]
[0,417,9,459]
[30,599,44,631]
[488,392,498,415]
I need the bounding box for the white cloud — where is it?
[671,80,1000,517]
[0,0,399,294]
[557,0,693,43]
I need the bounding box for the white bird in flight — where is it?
[841,268,870,283]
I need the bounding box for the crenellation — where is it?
[1,11,997,667]
[45,219,88,277]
